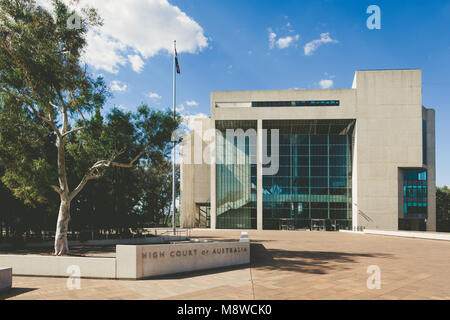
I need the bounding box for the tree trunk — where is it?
[54,195,71,255]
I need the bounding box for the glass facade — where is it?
[403,169,428,218]
[262,120,354,230]
[216,121,257,229]
[215,119,355,230]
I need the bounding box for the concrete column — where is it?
[425,108,436,231]
[352,122,358,231]
[257,119,263,230]
[210,122,217,230]
[180,133,194,228]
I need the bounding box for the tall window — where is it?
[422,120,427,165]
[403,169,428,218]
[262,120,354,230]
[216,120,257,229]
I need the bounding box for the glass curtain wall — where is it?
[262,120,355,230]
[216,120,257,229]
[403,169,428,218]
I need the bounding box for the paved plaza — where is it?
[1,230,450,300]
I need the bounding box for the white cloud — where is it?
[268,28,277,49]
[147,92,162,100]
[182,113,208,131]
[276,34,299,49]
[84,31,127,74]
[304,32,338,56]
[185,100,199,107]
[268,27,299,49]
[128,54,145,73]
[176,104,185,112]
[110,80,127,92]
[319,79,334,89]
[40,0,209,74]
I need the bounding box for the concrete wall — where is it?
[354,69,423,230]
[0,267,12,292]
[211,88,357,120]
[180,69,436,232]
[0,255,116,278]
[180,118,212,228]
[116,242,250,279]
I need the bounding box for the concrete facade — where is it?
[180,118,213,228]
[180,69,436,232]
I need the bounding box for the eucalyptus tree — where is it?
[0,0,179,254]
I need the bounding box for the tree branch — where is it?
[62,106,87,138]
[51,185,63,195]
[69,144,151,201]
[49,101,63,114]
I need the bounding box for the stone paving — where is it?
[1,229,449,300]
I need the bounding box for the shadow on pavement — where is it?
[250,243,392,274]
[0,288,37,300]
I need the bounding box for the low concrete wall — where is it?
[0,267,12,292]
[0,240,250,279]
[116,241,250,279]
[364,229,450,241]
[0,255,116,278]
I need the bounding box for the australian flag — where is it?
[175,48,180,74]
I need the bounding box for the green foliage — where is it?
[0,96,57,206]
[437,186,450,232]
[1,103,181,232]
[67,106,180,230]
[134,162,180,226]
[0,0,182,234]
[0,0,107,205]
[0,0,106,114]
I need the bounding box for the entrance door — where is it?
[196,205,210,228]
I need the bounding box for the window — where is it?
[422,120,427,165]
[216,120,257,229]
[403,169,428,218]
[252,100,340,107]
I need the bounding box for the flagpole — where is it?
[172,40,176,235]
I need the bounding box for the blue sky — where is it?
[69,0,450,186]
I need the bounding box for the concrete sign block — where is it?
[116,241,250,279]
[0,267,12,292]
